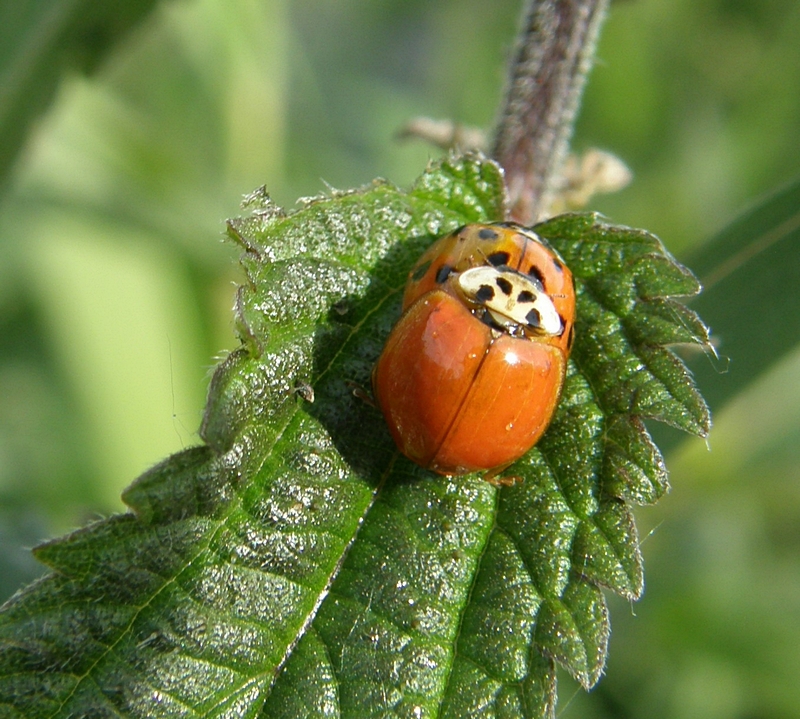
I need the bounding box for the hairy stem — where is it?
[492,0,609,224]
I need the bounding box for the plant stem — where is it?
[492,0,609,224]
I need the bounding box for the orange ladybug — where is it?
[373,222,575,482]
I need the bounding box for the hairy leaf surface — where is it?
[0,155,709,718]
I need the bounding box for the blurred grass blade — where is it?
[686,176,800,413]
[0,0,158,190]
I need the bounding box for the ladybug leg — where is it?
[346,379,377,409]
[482,466,521,487]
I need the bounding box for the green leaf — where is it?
[685,175,800,414]
[0,0,159,190]
[0,155,709,718]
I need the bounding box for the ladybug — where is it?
[372,222,575,483]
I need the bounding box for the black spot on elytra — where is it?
[476,284,495,303]
[566,324,575,350]
[435,264,454,283]
[478,227,499,240]
[558,313,566,333]
[525,308,541,327]
[411,260,431,282]
[487,251,511,267]
[528,265,546,289]
[517,290,535,303]
[552,258,564,272]
[496,277,513,295]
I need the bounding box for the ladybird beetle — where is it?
[373,222,575,482]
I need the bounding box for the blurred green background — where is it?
[1,0,798,717]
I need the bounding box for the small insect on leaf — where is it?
[374,222,575,479]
